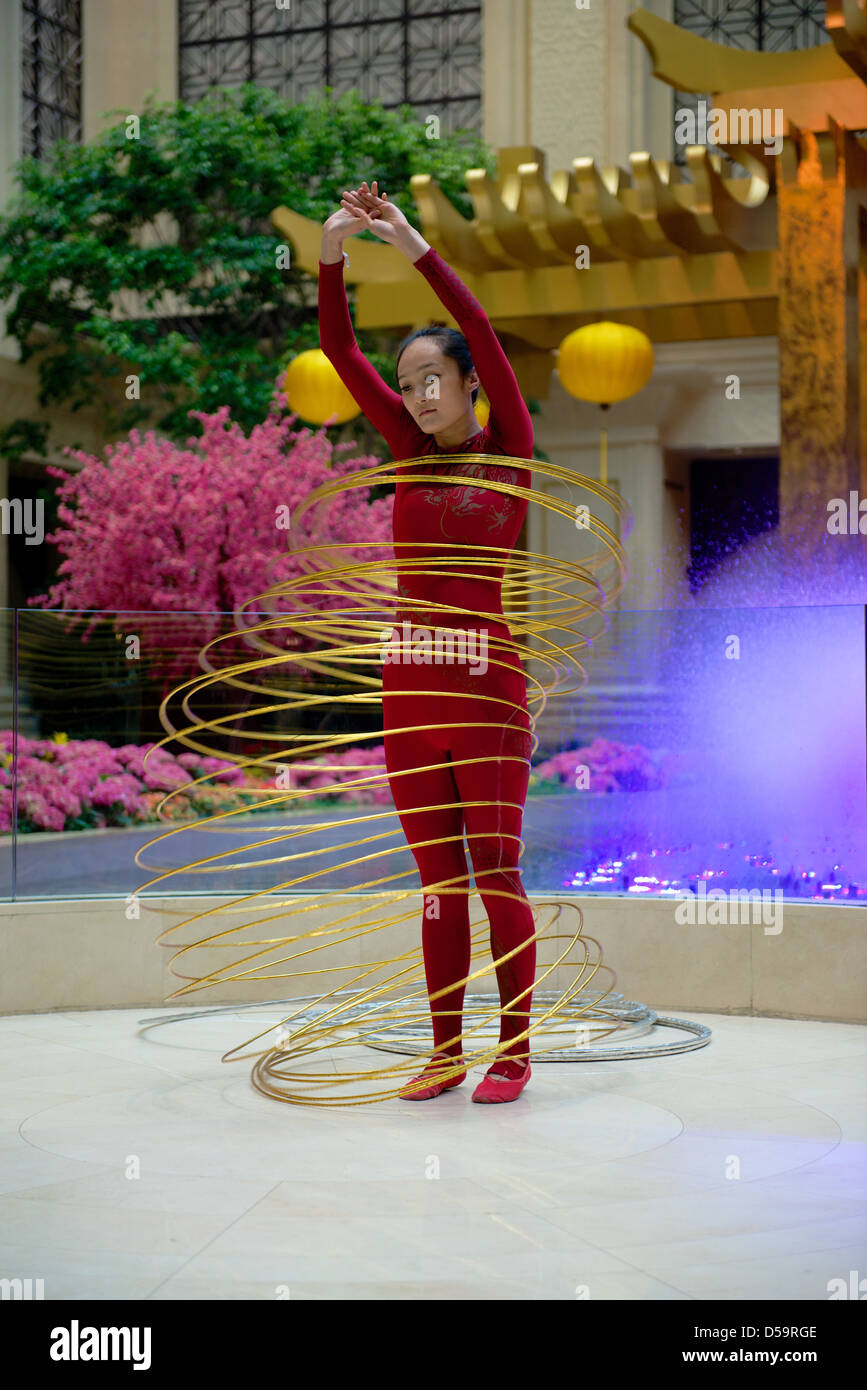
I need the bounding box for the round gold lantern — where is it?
[283,348,361,426]
[556,323,654,484]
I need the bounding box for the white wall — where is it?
[529,338,780,619]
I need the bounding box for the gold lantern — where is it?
[283,348,361,426]
[556,323,654,484]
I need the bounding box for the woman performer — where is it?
[318,180,535,1103]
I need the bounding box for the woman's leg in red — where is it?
[449,712,535,1078]
[384,695,472,1058]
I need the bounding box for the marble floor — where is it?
[0,1007,865,1300]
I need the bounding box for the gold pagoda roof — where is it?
[270,5,867,370]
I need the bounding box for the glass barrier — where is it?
[1,606,864,905]
[0,608,14,902]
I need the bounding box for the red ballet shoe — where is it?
[398,1053,467,1101]
[471,1058,531,1103]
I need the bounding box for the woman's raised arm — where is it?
[317,209,406,445]
[406,247,534,460]
[341,182,534,460]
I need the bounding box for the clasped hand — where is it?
[327,180,409,245]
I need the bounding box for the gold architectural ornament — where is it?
[128,455,633,1106]
[269,7,865,355]
[283,346,360,426]
[627,5,867,133]
[267,0,866,527]
[557,322,654,485]
[627,6,854,89]
[826,0,867,84]
[271,141,780,358]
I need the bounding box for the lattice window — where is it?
[21,0,82,160]
[672,1,831,166]
[178,0,482,136]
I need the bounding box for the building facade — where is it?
[0,0,832,640]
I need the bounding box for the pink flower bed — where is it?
[0,732,685,833]
[0,732,393,833]
[532,737,667,794]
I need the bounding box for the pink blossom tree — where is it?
[28,379,394,700]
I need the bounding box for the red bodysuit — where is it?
[318,246,535,1072]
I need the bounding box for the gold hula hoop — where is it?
[131,453,634,1105]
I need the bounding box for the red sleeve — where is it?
[410,247,534,460]
[317,257,410,452]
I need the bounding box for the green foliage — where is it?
[0,418,51,469]
[0,84,497,455]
